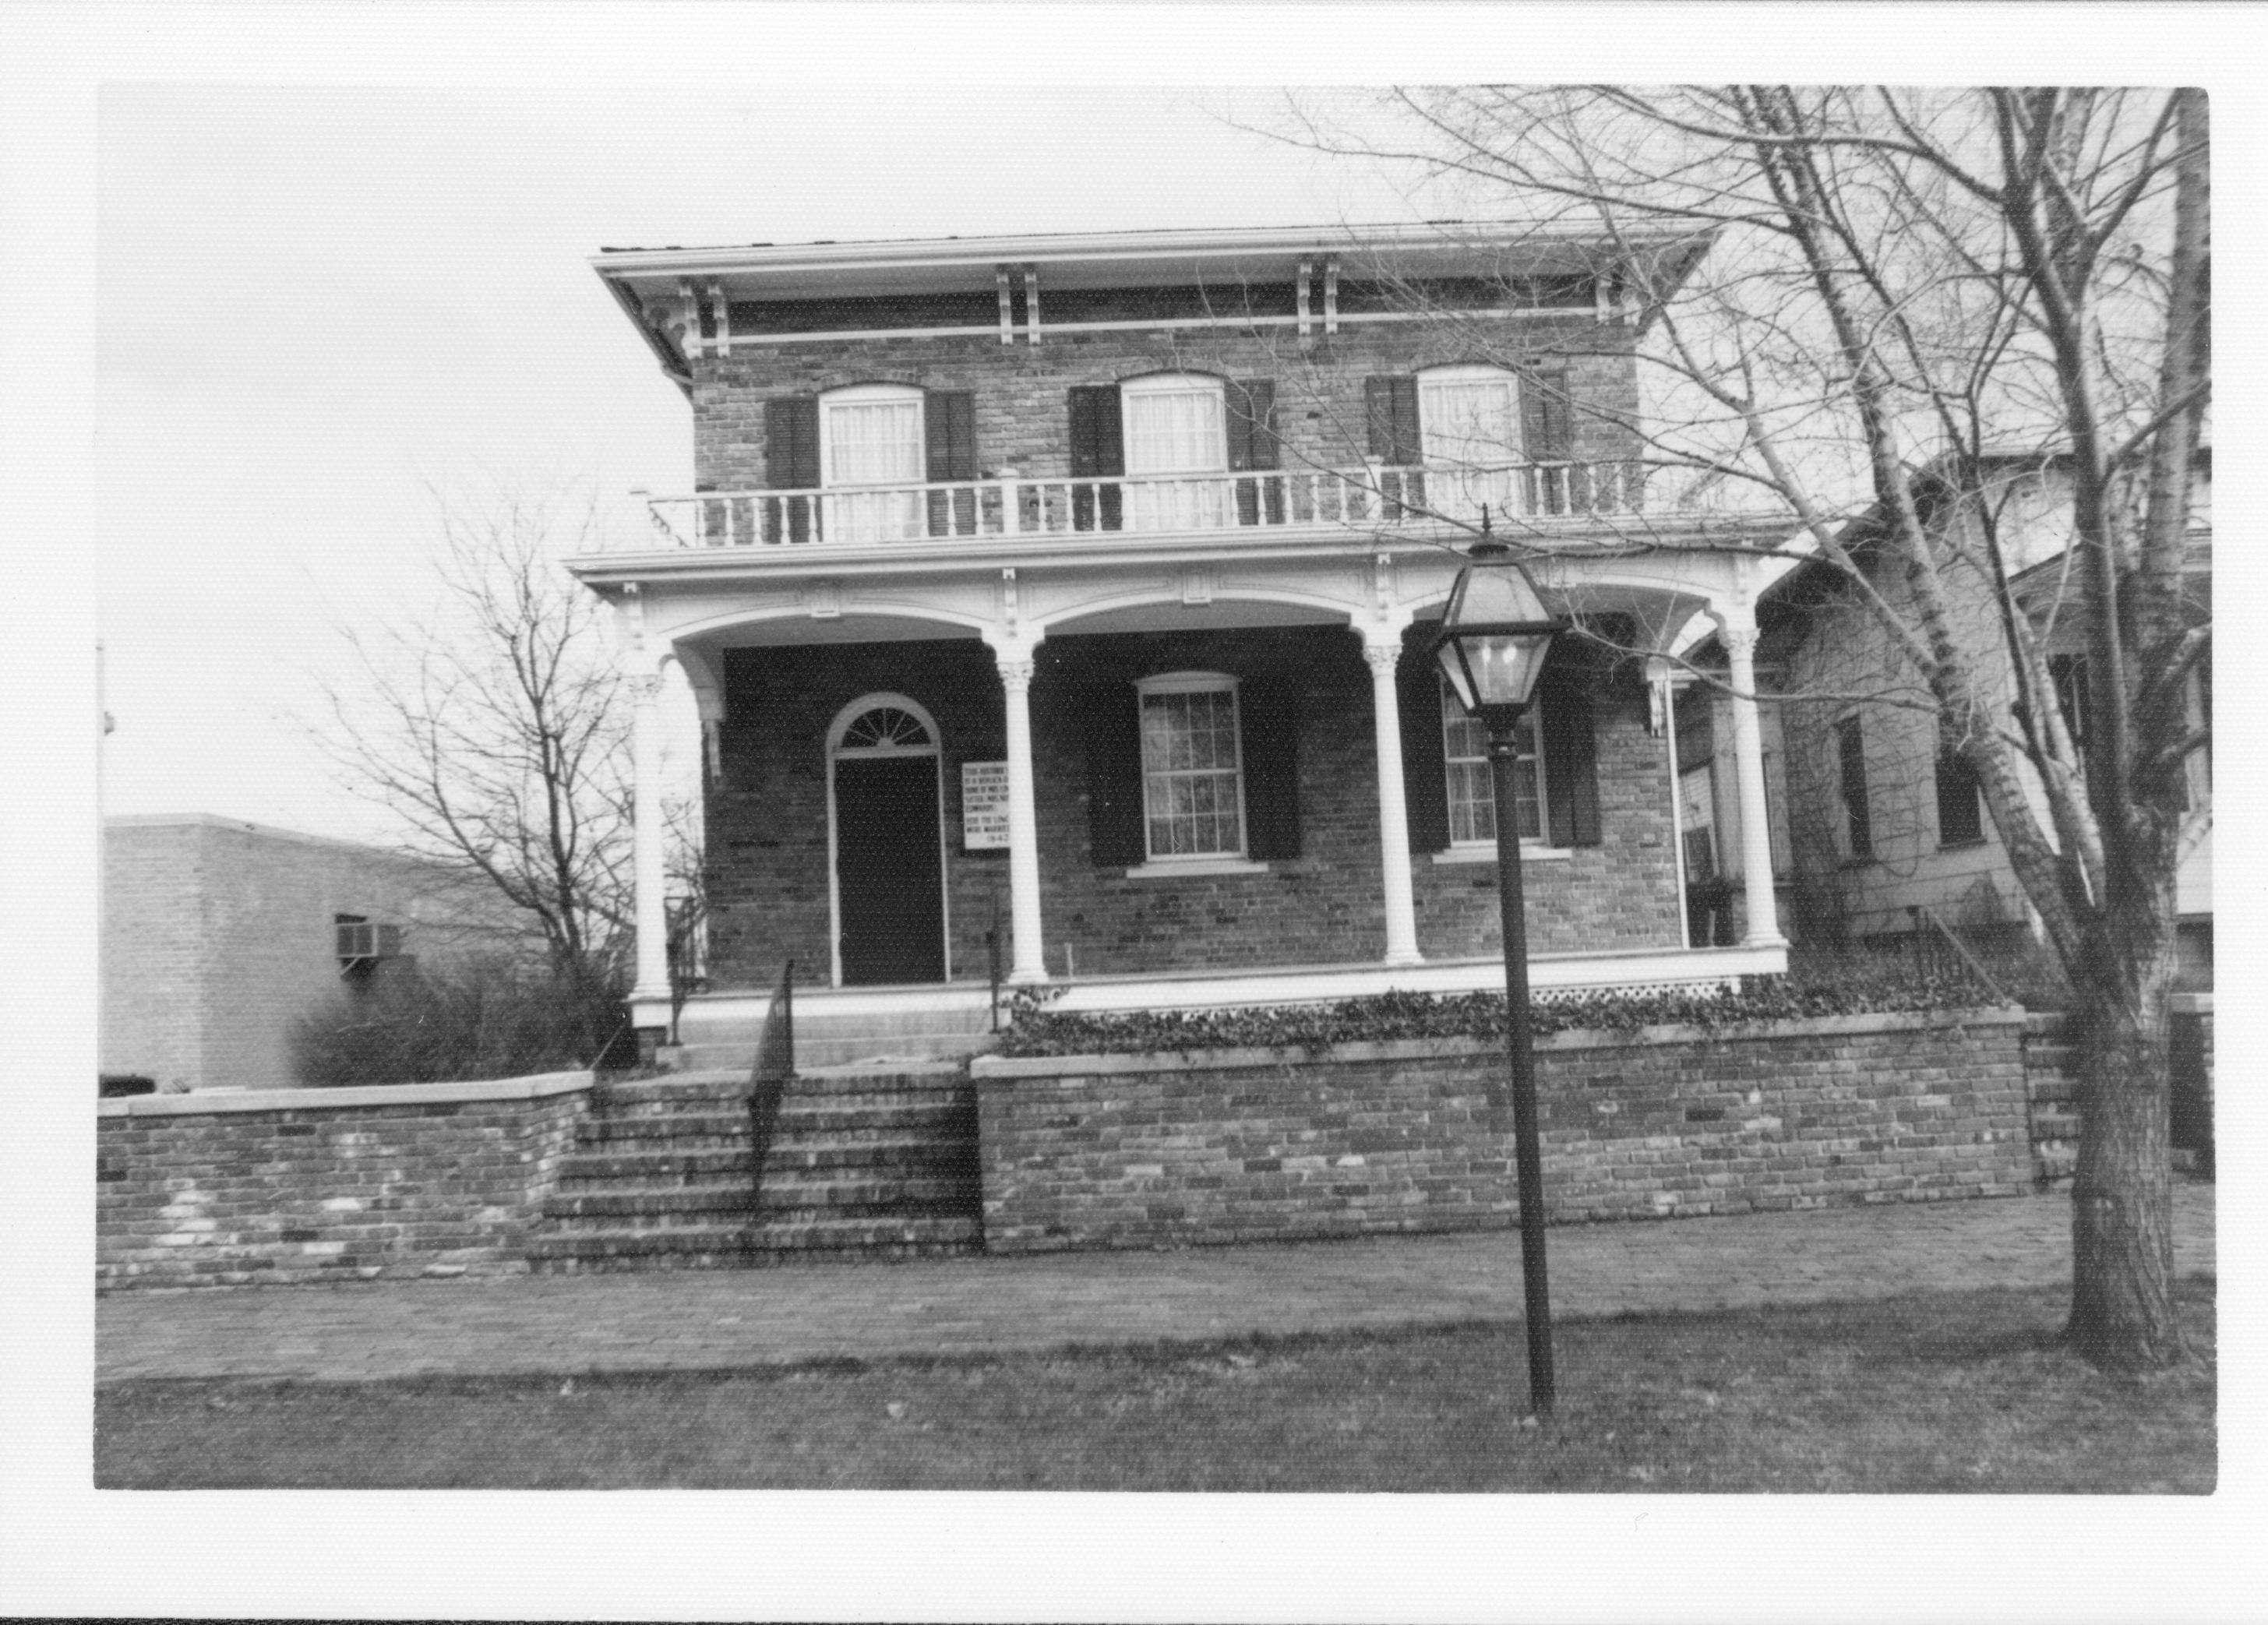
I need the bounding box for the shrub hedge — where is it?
[993,966,2008,1059]
[291,956,633,1086]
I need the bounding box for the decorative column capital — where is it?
[1720,622,1761,663]
[996,656,1036,694]
[1363,641,1404,677]
[628,672,665,704]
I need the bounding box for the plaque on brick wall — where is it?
[961,761,1011,850]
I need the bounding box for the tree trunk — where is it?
[2065,879,2190,1373]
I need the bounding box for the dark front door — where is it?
[834,754,947,985]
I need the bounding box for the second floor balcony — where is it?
[623,460,1785,555]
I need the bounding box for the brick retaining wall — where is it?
[97,1073,594,1289]
[970,1010,2032,1253]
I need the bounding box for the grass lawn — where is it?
[94,1281,2213,1492]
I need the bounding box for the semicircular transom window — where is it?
[839,706,934,752]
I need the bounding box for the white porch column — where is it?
[996,647,1049,982]
[1716,609,1788,948]
[630,669,672,1010]
[1363,634,1425,967]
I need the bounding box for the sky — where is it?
[95,82,1425,842]
[10,5,2266,1620]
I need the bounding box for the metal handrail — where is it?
[746,960,795,1225]
[1907,905,2014,1006]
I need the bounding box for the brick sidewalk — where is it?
[95,1185,2216,1384]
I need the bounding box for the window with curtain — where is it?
[821,384,925,541]
[1441,675,1543,844]
[1138,674,1245,858]
[1122,374,1227,531]
[1419,365,1521,523]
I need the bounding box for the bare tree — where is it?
[1254,86,2209,1374]
[311,479,634,997]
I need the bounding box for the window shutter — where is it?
[1521,367,1576,513]
[1398,633,1450,852]
[1067,385,1124,532]
[1226,378,1284,526]
[763,396,820,543]
[1365,375,1420,461]
[1083,681,1145,866]
[924,388,978,537]
[1240,675,1302,860]
[1539,664,1602,847]
[1365,375,1422,516]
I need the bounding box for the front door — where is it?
[834,753,947,985]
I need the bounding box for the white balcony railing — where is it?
[633,460,1700,551]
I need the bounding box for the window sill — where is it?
[1937,837,1989,852]
[1123,858,1271,880]
[1430,846,1571,865]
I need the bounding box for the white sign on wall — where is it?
[961,760,1011,850]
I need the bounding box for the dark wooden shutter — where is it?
[1067,385,1124,532]
[924,388,978,537]
[762,396,820,543]
[1226,378,1283,526]
[1083,681,1145,866]
[1240,675,1301,860]
[1398,633,1450,853]
[1538,664,1602,848]
[1366,375,1422,516]
[1521,366,1576,513]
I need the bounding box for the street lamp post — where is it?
[1430,531,1568,1417]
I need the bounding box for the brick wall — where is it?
[971,1010,2032,1253]
[688,308,1642,493]
[96,1074,592,1288]
[705,623,1681,987]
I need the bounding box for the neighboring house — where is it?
[1771,456,2212,987]
[568,224,1811,1046]
[101,815,542,1090]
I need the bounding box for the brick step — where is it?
[675,1034,996,1070]
[524,1216,985,1273]
[2026,1075,2079,1103]
[2024,1013,2073,1038]
[2030,1109,2082,1139]
[546,1175,980,1221]
[592,1084,970,1122]
[765,1137,981,1175]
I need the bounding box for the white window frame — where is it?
[1120,372,1229,532]
[1135,671,1248,862]
[1440,672,1547,850]
[1419,363,1523,523]
[819,382,926,542]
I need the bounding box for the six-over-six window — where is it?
[1441,675,1544,844]
[1137,673,1247,859]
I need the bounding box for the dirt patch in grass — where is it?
[94,1282,2213,1492]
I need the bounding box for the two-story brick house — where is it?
[567,224,1804,1056]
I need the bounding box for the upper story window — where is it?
[1067,375,1280,533]
[820,384,926,543]
[820,384,924,488]
[1369,365,1579,519]
[1137,672,1247,860]
[1441,675,1544,845]
[1121,374,1228,476]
